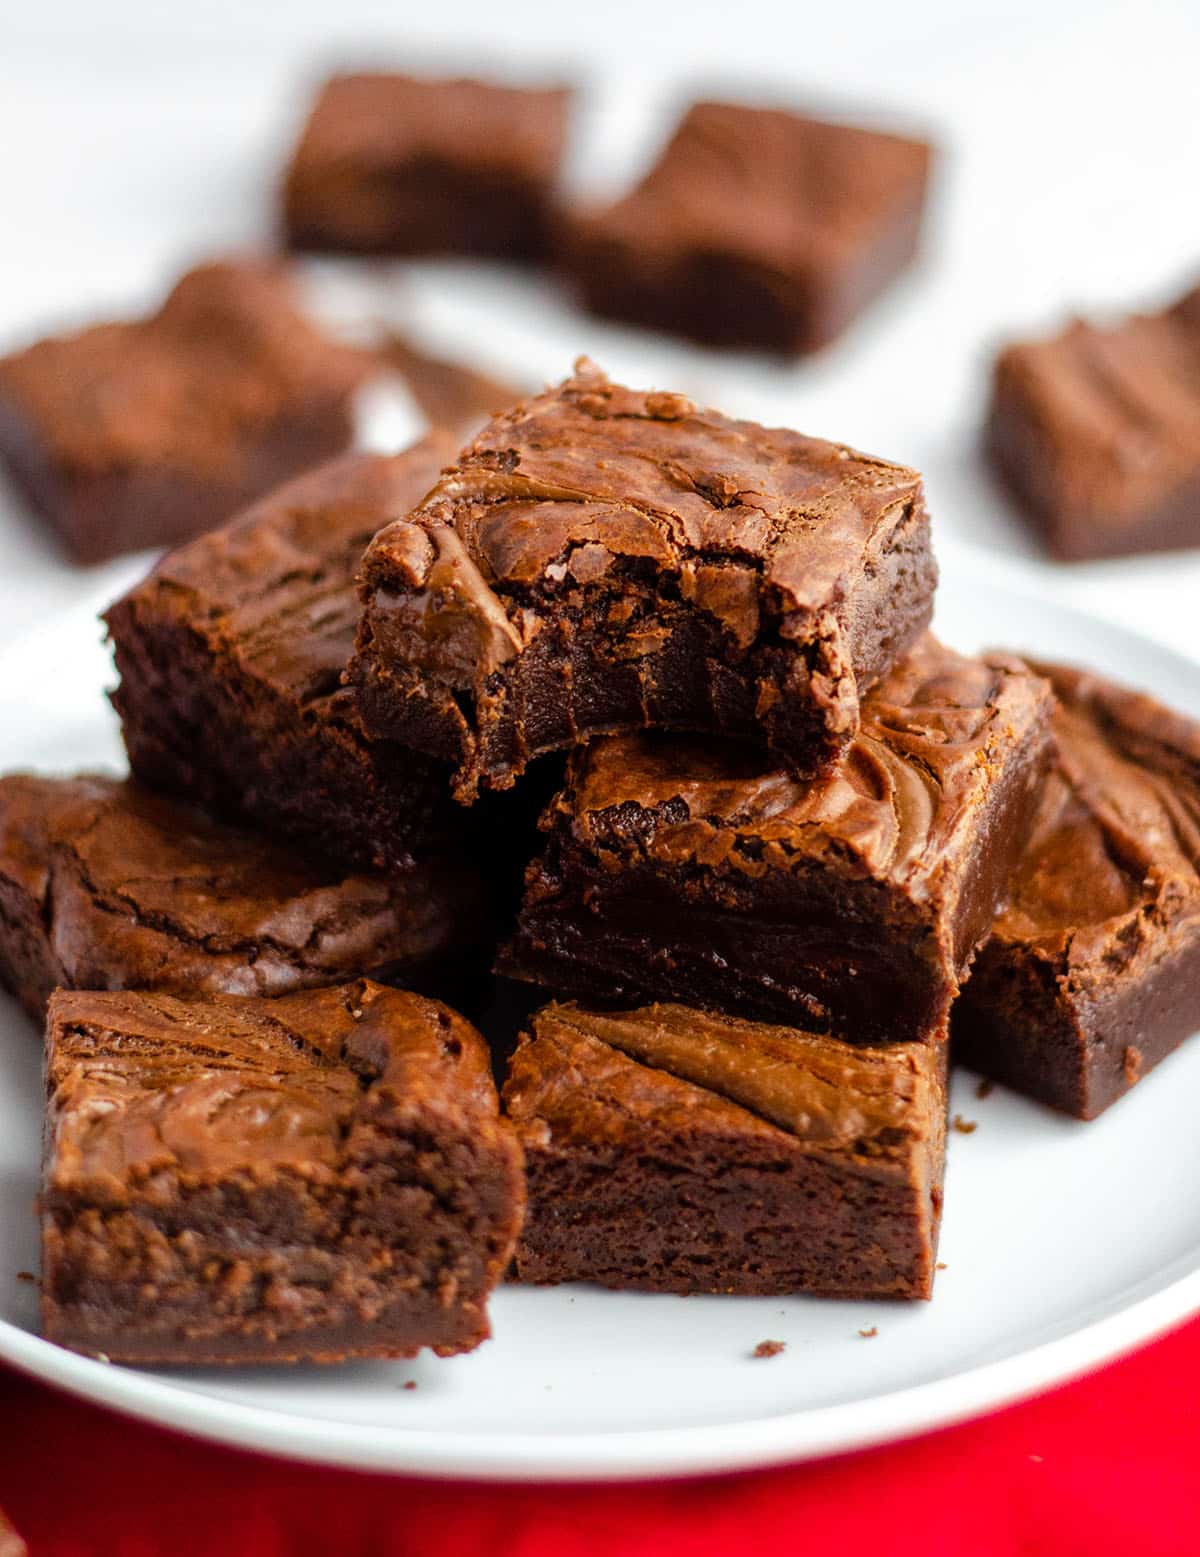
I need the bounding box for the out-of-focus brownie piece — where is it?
[282,73,571,260]
[351,359,936,801]
[986,283,1200,560]
[503,1001,946,1298]
[955,660,1200,1118]
[500,637,1054,1045]
[41,981,525,1364]
[380,332,526,438]
[0,774,484,1022]
[563,101,932,355]
[105,440,460,873]
[0,260,371,564]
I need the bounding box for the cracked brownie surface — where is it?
[351,359,936,800]
[955,660,1200,1117]
[0,774,484,1020]
[41,980,525,1363]
[503,1000,946,1297]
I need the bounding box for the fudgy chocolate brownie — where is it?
[41,981,525,1364]
[105,441,461,873]
[351,360,936,800]
[503,1002,946,1298]
[0,260,370,564]
[0,774,483,1022]
[955,661,1200,1118]
[986,283,1200,560]
[501,637,1054,1044]
[563,102,932,355]
[282,73,571,259]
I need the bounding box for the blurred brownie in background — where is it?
[986,282,1200,560]
[380,331,526,438]
[106,439,460,874]
[504,1001,946,1298]
[955,660,1200,1119]
[0,259,370,563]
[563,101,932,354]
[282,73,572,260]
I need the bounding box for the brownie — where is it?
[105,440,465,873]
[0,260,370,564]
[501,636,1054,1045]
[986,283,1200,560]
[41,980,525,1364]
[562,101,932,355]
[503,1001,946,1297]
[282,73,571,260]
[0,774,483,1022]
[954,661,1200,1118]
[351,359,936,800]
[380,332,525,438]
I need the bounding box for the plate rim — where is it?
[2,539,1200,1480]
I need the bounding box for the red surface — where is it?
[3,1321,1200,1557]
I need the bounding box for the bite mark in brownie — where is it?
[105,441,460,873]
[563,102,932,355]
[351,359,937,800]
[0,260,371,563]
[954,660,1200,1118]
[501,636,1054,1044]
[503,1002,946,1298]
[986,282,1200,560]
[41,981,525,1364]
[282,73,571,260]
[0,774,484,1022]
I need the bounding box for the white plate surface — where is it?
[1,541,1199,1480]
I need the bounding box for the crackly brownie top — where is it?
[45,980,497,1191]
[991,660,1200,975]
[993,283,1200,520]
[0,259,369,476]
[504,1002,943,1176]
[0,774,462,998]
[288,73,571,183]
[546,635,1052,896]
[574,102,931,268]
[109,439,453,708]
[360,359,926,670]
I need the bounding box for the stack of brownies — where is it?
[3,357,1200,1369]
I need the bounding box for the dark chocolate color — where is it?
[0,774,484,1022]
[105,441,461,873]
[503,1001,946,1298]
[955,660,1200,1118]
[282,73,571,260]
[0,260,369,564]
[986,283,1200,560]
[41,981,525,1364]
[501,636,1054,1044]
[352,359,936,800]
[563,101,932,355]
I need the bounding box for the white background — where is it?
[2,0,1199,653]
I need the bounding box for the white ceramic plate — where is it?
[2,540,1199,1481]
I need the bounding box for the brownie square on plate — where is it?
[564,101,932,355]
[504,1002,946,1298]
[41,981,525,1364]
[0,260,369,563]
[501,637,1054,1044]
[955,660,1200,1118]
[351,359,936,799]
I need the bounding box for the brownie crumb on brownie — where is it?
[352,358,937,799]
[41,981,525,1365]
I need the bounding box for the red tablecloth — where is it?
[2,1319,1199,1556]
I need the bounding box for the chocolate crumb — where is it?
[952,1115,978,1134]
[15,1271,35,1283]
[402,1380,417,1391]
[753,1339,786,1359]
[858,1326,878,1339]
[936,1262,947,1271]
[975,1077,995,1099]
[1123,1046,1143,1085]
